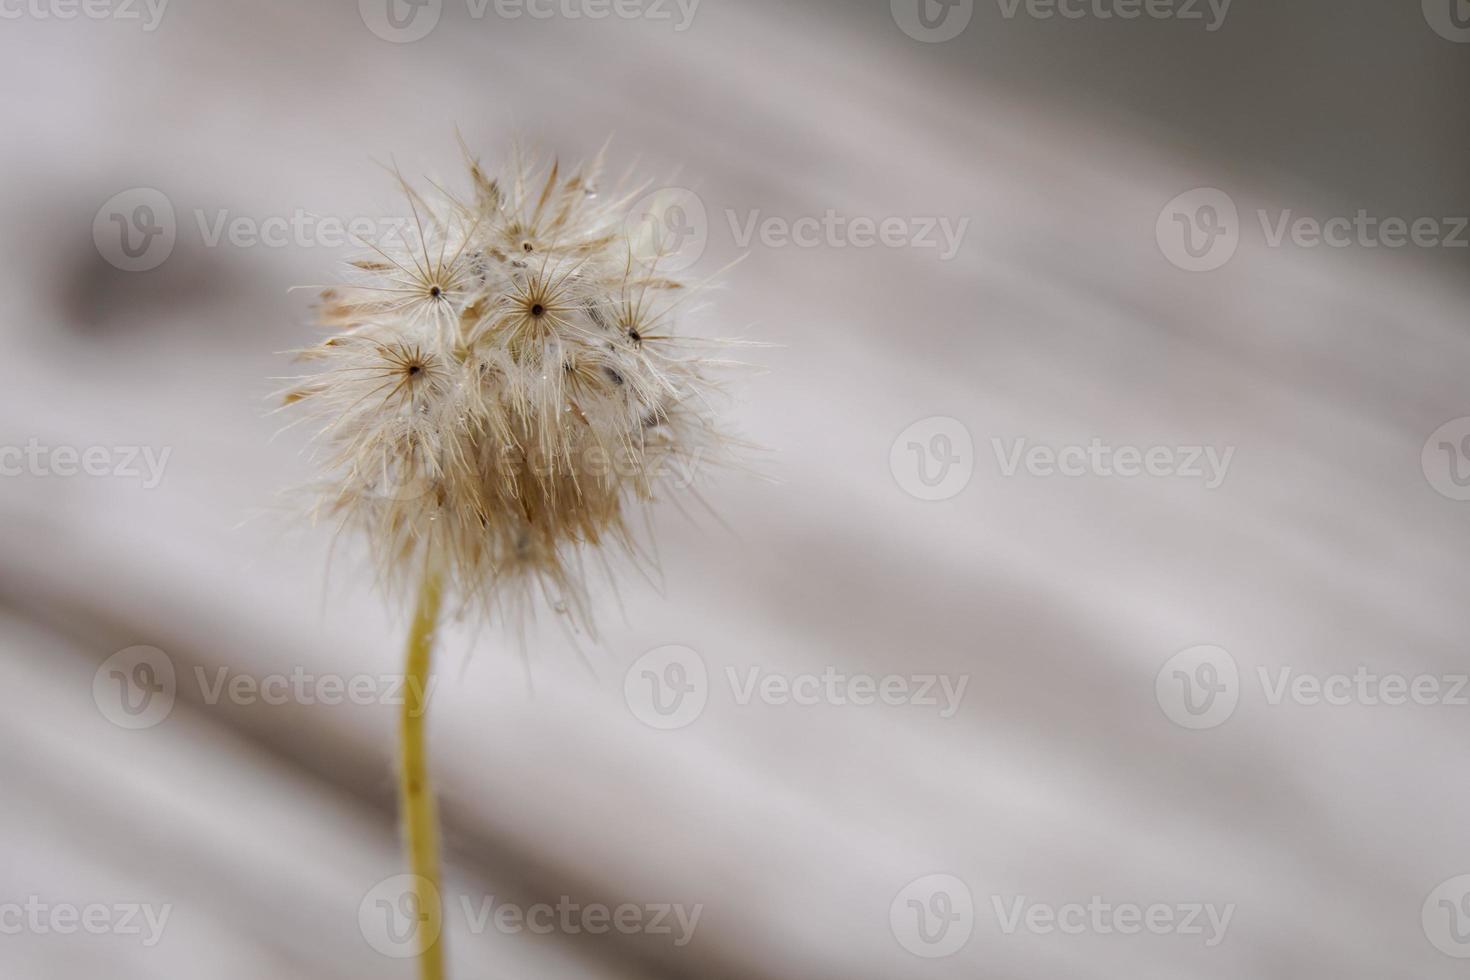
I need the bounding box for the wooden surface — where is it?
[1,2,1469,977]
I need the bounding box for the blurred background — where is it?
[2,0,1470,976]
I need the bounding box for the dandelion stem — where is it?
[401,567,446,980]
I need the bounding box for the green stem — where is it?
[401,569,445,980]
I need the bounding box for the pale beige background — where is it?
[1,1,1469,977]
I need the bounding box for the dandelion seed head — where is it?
[280,140,741,635]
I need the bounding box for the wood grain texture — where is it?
[0,2,1468,977]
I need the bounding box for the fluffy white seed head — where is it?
[281,141,740,634]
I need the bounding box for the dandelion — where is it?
[278,140,743,980]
